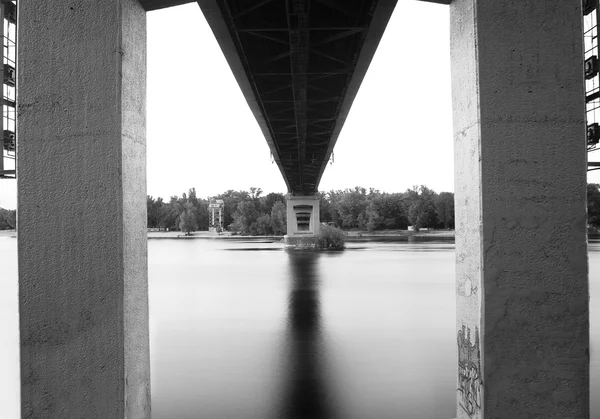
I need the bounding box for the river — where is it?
[1,234,598,418]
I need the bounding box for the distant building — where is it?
[208,199,224,233]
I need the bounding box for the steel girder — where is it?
[199,0,398,195]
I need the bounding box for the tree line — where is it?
[1,183,600,232]
[588,183,600,229]
[146,185,455,235]
[146,187,288,235]
[319,185,454,231]
[0,207,15,229]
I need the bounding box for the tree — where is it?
[262,192,286,214]
[271,201,287,235]
[232,200,260,235]
[179,204,198,235]
[188,187,198,205]
[254,214,272,235]
[147,196,157,228]
[0,207,16,230]
[326,190,343,227]
[183,187,209,231]
[365,201,384,232]
[155,198,171,230]
[168,195,186,231]
[318,191,332,224]
[147,196,171,229]
[588,183,600,227]
[337,187,368,228]
[194,200,210,231]
[249,187,263,199]
[378,193,408,229]
[404,185,438,231]
[215,189,251,228]
[435,192,455,229]
[315,224,346,250]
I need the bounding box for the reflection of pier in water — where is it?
[278,251,338,419]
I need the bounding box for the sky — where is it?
[1,0,598,209]
[143,0,457,201]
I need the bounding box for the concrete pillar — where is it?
[285,195,320,237]
[450,1,588,418]
[18,1,149,418]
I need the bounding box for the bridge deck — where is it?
[140,1,455,195]
[196,0,397,195]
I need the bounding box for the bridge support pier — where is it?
[18,1,150,418]
[450,0,588,418]
[284,195,320,245]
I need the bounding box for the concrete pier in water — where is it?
[284,195,321,247]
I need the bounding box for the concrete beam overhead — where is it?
[139,0,196,11]
[417,0,452,4]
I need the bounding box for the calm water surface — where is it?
[1,233,599,418]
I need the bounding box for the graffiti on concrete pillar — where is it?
[458,274,478,298]
[457,325,482,417]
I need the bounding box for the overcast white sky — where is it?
[144,0,457,201]
[1,0,598,209]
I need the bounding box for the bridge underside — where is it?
[141,0,449,11]
[196,0,396,195]
[16,1,589,419]
[141,0,450,195]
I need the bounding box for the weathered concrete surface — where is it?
[286,195,320,237]
[283,235,319,248]
[450,1,588,418]
[18,1,150,418]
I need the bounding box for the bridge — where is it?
[202,0,399,238]
[16,1,589,418]
[152,0,407,238]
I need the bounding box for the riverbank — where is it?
[3,228,596,241]
[345,229,455,238]
[148,231,282,240]
[0,229,15,238]
[147,229,456,240]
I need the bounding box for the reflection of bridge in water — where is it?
[16,0,590,418]
[279,251,336,419]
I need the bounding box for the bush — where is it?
[315,224,346,250]
[0,207,15,230]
